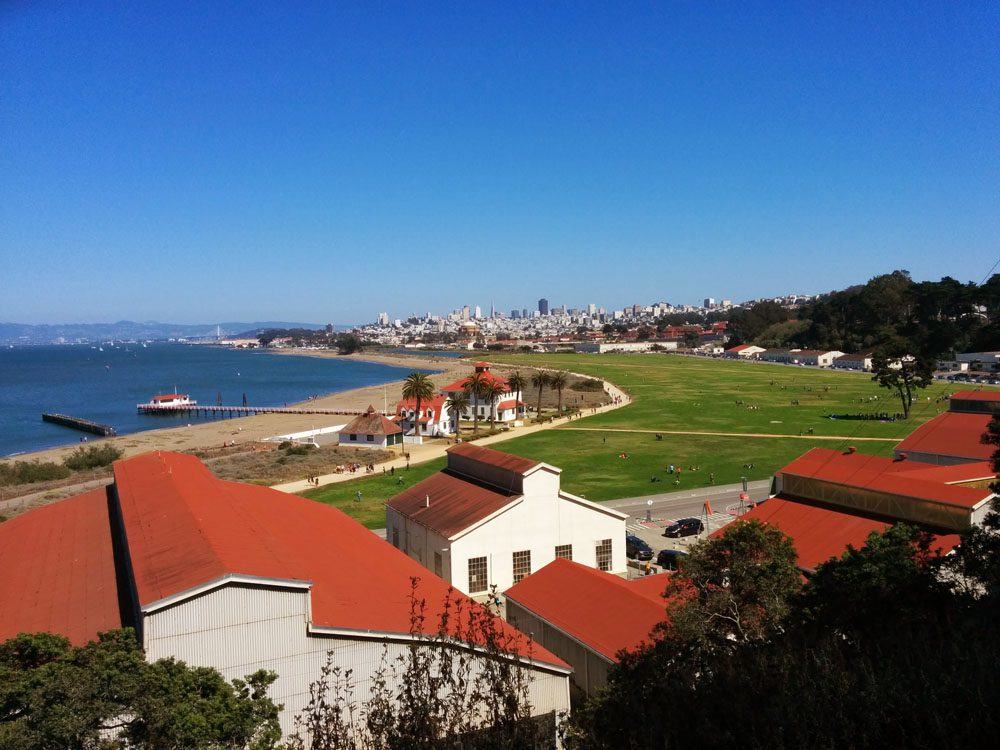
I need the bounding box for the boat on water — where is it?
[138,392,198,412]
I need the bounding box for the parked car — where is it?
[662,517,705,538]
[625,533,654,561]
[656,548,688,571]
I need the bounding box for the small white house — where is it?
[724,344,765,359]
[395,395,451,437]
[385,443,628,597]
[337,405,404,448]
[439,362,526,425]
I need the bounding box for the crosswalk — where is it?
[627,512,734,534]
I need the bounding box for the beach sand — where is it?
[3,351,471,466]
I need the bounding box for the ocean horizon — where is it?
[0,344,425,457]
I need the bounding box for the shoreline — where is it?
[2,349,471,466]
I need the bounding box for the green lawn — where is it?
[301,459,446,528]
[299,353,971,524]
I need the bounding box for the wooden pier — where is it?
[137,404,389,418]
[42,413,117,437]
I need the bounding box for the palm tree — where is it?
[549,371,568,415]
[481,379,507,430]
[507,371,527,421]
[531,370,549,420]
[463,371,487,434]
[401,372,435,437]
[445,392,469,436]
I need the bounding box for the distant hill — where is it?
[0,321,354,345]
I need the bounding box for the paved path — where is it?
[560,427,898,442]
[271,373,631,493]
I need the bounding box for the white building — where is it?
[574,341,678,354]
[0,452,571,741]
[956,351,1000,371]
[385,443,628,597]
[439,362,526,425]
[759,348,844,367]
[723,344,765,359]
[337,404,404,448]
[395,394,452,436]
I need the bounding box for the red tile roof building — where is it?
[893,389,1000,465]
[386,443,628,596]
[439,362,525,424]
[505,559,671,695]
[0,451,570,738]
[395,394,451,437]
[337,404,404,448]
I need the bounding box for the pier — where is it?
[137,404,390,418]
[42,413,117,437]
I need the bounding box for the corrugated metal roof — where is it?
[950,390,1000,402]
[0,488,121,645]
[894,412,994,462]
[385,470,521,538]
[505,559,669,661]
[732,498,961,573]
[778,448,991,509]
[339,406,403,436]
[447,442,540,473]
[11,451,563,667]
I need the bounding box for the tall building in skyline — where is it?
[538,298,549,316]
[704,297,716,308]
[474,305,482,319]
[462,305,470,320]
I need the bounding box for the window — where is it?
[392,528,399,548]
[366,435,374,442]
[512,550,532,583]
[596,539,612,572]
[555,544,573,561]
[468,556,488,593]
[434,551,443,578]
[350,434,357,441]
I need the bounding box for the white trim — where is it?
[306,623,573,676]
[558,491,629,520]
[141,573,313,614]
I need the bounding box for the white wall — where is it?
[143,583,569,742]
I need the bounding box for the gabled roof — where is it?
[0,452,567,670]
[778,448,991,509]
[339,405,403,436]
[0,488,122,645]
[950,390,1000,403]
[396,395,448,418]
[725,344,756,353]
[447,442,540,474]
[894,411,994,462]
[440,371,510,393]
[505,559,669,661]
[732,499,961,573]
[385,469,522,538]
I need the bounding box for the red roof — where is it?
[447,442,540,473]
[339,405,403,436]
[153,393,188,401]
[505,559,669,661]
[725,344,755,353]
[385,470,521,538]
[730,499,961,573]
[950,390,1000,402]
[440,371,510,393]
[396,394,448,419]
[894,412,994,462]
[496,399,525,411]
[0,488,121,645]
[0,451,566,669]
[778,448,991,509]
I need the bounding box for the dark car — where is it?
[662,517,705,538]
[656,548,689,571]
[625,533,654,561]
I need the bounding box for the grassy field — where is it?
[299,353,969,524]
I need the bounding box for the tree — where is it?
[506,371,527,422]
[871,349,933,419]
[335,334,363,355]
[531,371,549,420]
[480,379,507,430]
[401,372,435,438]
[662,518,800,648]
[682,331,700,349]
[288,580,545,749]
[548,371,568,415]
[0,629,281,749]
[445,392,469,436]
[462,371,487,434]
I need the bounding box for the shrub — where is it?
[278,441,293,450]
[63,444,123,471]
[285,445,312,456]
[0,461,71,486]
[570,378,604,392]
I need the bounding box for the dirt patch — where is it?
[200,443,394,485]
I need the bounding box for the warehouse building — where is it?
[0,451,571,740]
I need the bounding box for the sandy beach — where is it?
[3,350,471,466]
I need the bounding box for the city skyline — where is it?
[3,2,998,324]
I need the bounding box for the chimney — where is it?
[844,446,857,454]
[425,494,430,508]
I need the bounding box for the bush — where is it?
[285,445,312,456]
[570,378,604,392]
[0,461,71,486]
[278,441,293,450]
[63,444,123,471]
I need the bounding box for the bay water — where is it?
[0,344,423,457]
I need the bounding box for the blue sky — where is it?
[2,1,998,324]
